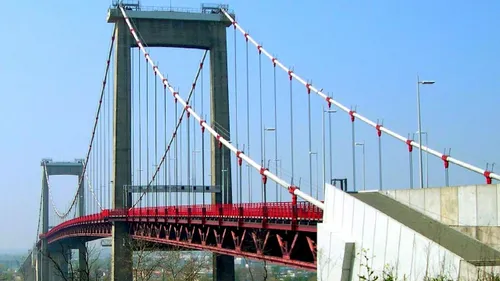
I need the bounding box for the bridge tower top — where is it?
[107,2,234,27]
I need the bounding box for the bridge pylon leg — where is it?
[78,242,88,281]
[209,23,235,281]
[110,19,133,281]
[40,163,49,281]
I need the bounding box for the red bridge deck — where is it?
[41,202,323,270]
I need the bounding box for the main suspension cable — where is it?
[221,9,500,183]
[47,27,116,219]
[119,6,324,210]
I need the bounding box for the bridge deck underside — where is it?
[41,204,321,270]
[44,221,317,270]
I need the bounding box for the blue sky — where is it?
[0,0,499,252]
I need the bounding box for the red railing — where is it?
[42,202,323,239]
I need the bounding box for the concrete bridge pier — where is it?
[78,243,89,281]
[47,247,70,281]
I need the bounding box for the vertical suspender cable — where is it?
[131,47,135,196]
[179,95,183,206]
[174,97,179,207]
[138,48,143,212]
[109,55,113,209]
[107,50,112,209]
[92,134,96,213]
[308,84,312,196]
[245,38,251,203]
[187,101,191,206]
[192,80,197,205]
[351,111,356,192]
[378,121,383,190]
[328,111,333,189]
[273,61,279,202]
[155,63,158,209]
[258,49,265,203]
[167,82,171,206]
[201,67,206,206]
[233,26,240,205]
[99,82,103,208]
[408,133,414,189]
[146,55,150,209]
[289,74,294,185]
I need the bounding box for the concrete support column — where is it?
[78,175,85,217]
[111,20,133,281]
[79,243,89,281]
[210,25,235,281]
[36,249,41,281]
[48,248,69,281]
[41,165,49,281]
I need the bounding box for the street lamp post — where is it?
[322,107,337,191]
[417,76,435,189]
[355,142,366,191]
[263,127,275,203]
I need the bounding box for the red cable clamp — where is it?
[272,58,277,67]
[257,45,262,54]
[376,124,382,137]
[306,83,311,94]
[106,60,110,65]
[236,151,243,166]
[349,110,356,122]
[111,36,115,41]
[233,21,237,29]
[185,105,191,118]
[192,82,196,90]
[260,167,269,185]
[102,80,106,87]
[244,33,249,42]
[136,39,140,45]
[162,78,167,85]
[200,120,206,133]
[288,185,299,195]
[144,53,149,61]
[129,28,134,33]
[441,155,449,169]
[153,66,158,75]
[173,91,178,103]
[200,62,204,69]
[172,132,176,138]
[216,135,222,149]
[288,70,293,81]
[406,139,413,152]
[484,171,493,184]
[326,97,332,108]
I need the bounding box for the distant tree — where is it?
[126,238,211,281]
[44,241,104,281]
[0,264,14,281]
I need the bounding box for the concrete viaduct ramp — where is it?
[317,184,500,281]
[351,191,500,266]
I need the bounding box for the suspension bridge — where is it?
[19,2,500,281]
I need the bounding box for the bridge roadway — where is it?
[40,201,322,270]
